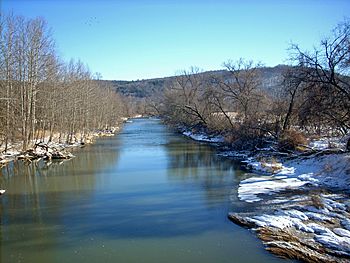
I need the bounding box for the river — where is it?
[0,118,286,263]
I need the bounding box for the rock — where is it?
[229,211,350,262]
[258,227,344,262]
[227,213,258,228]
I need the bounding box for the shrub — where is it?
[278,130,307,152]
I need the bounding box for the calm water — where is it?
[0,118,286,263]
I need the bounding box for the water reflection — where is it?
[165,137,250,209]
[0,138,120,253]
[0,119,284,263]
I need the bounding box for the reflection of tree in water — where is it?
[1,138,119,193]
[165,137,242,206]
[0,137,120,255]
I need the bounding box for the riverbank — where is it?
[0,125,124,194]
[181,128,350,262]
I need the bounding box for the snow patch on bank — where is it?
[238,153,350,203]
[309,137,346,151]
[182,131,225,143]
[236,194,350,257]
[231,147,350,258]
[238,175,310,203]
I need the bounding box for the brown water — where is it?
[0,118,287,263]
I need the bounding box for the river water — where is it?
[0,118,286,263]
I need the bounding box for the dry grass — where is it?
[310,194,325,209]
[257,227,339,263]
[279,130,307,152]
[258,157,283,173]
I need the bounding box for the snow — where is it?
[322,197,347,211]
[217,151,248,159]
[333,228,350,238]
[315,231,350,254]
[248,212,314,233]
[307,223,332,235]
[250,214,295,228]
[238,175,310,203]
[241,157,296,175]
[304,211,332,222]
[341,219,350,231]
[276,209,309,221]
[290,154,350,191]
[212,132,350,258]
[182,131,225,143]
[232,144,350,257]
[238,152,350,204]
[309,139,330,150]
[242,159,285,174]
[309,137,346,151]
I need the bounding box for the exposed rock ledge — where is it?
[228,199,350,263]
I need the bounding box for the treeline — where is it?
[151,19,350,150]
[0,14,128,152]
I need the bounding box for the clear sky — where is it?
[1,0,350,80]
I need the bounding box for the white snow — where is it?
[341,219,350,231]
[250,214,295,228]
[242,160,283,174]
[322,197,347,211]
[238,153,350,204]
[285,153,350,191]
[249,212,314,233]
[315,231,350,253]
[333,228,350,238]
[309,137,346,151]
[304,211,332,222]
[238,175,309,203]
[307,223,332,235]
[217,151,248,158]
[276,209,309,221]
[309,139,330,150]
[182,131,225,143]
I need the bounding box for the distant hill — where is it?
[98,77,171,98]
[100,65,290,98]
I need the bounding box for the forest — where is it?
[1,13,349,156]
[0,14,129,153]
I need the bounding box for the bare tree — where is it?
[290,19,350,136]
[161,67,214,128]
[220,58,263,122]
[0,14,126,152]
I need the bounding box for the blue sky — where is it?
[2,0,350,80]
